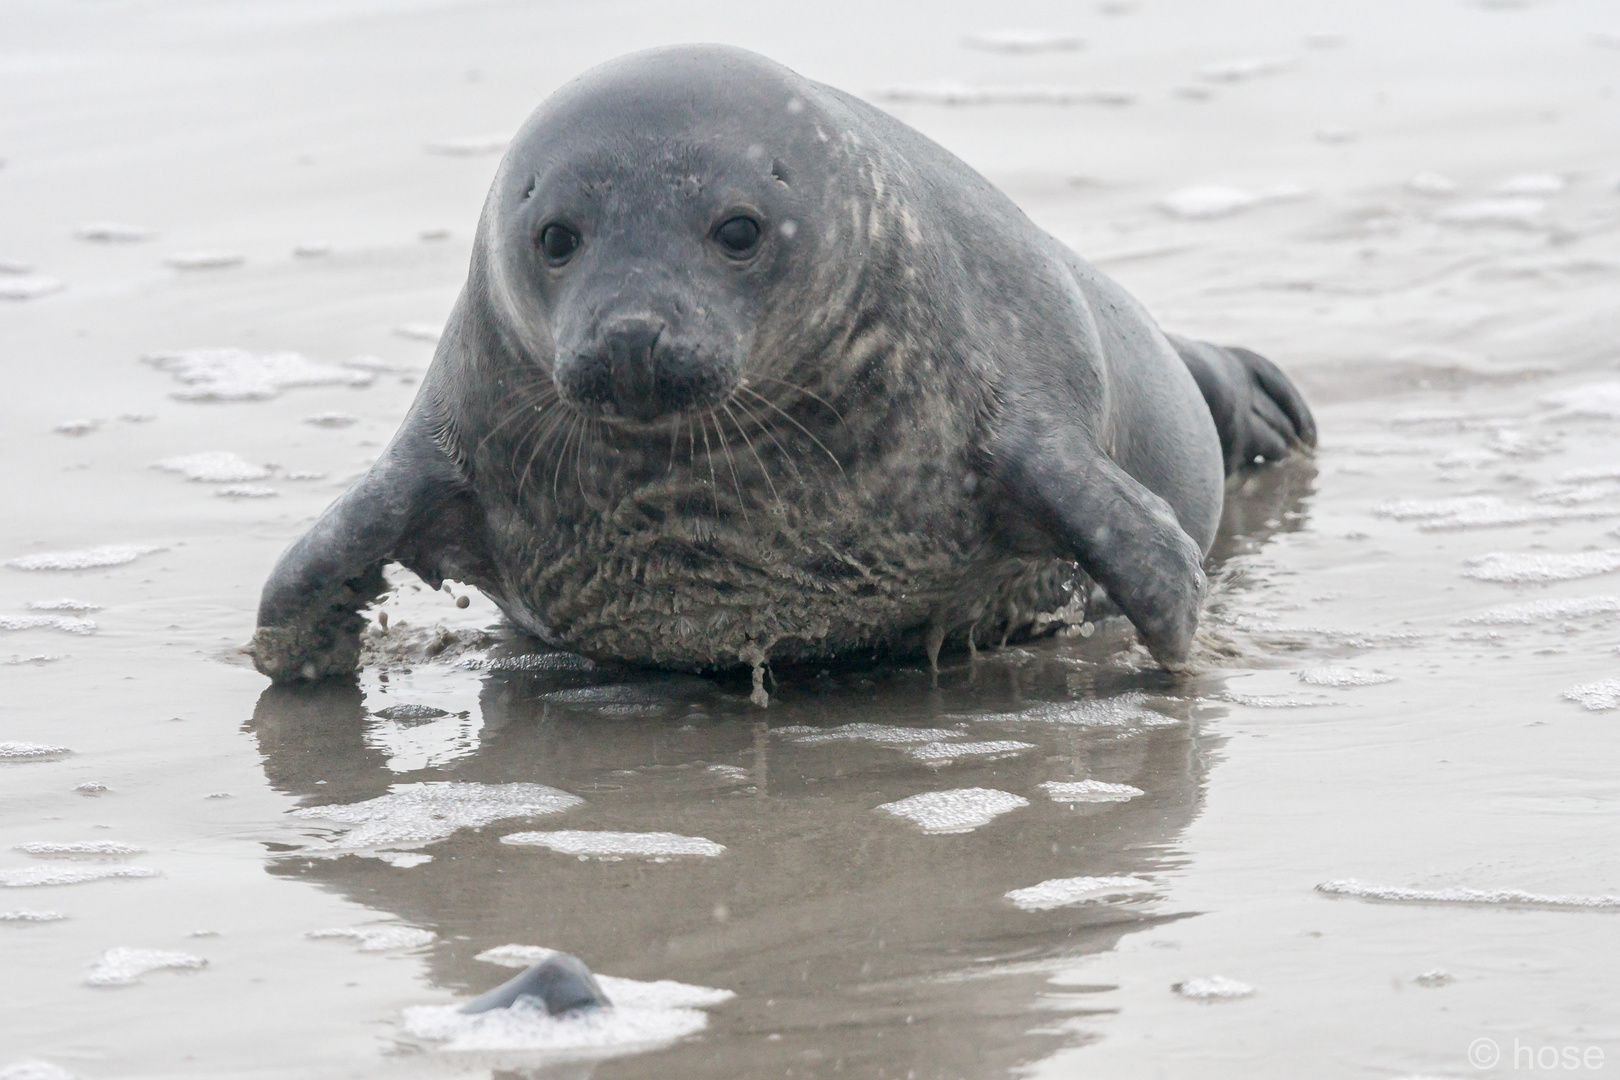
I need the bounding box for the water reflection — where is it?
[246,460,1315,1078]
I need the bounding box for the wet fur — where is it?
[249,46,1314,683]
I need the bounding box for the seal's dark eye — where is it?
[713,216,762,258]
[538,223,580,264]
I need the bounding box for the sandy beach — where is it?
[3,1,1619,1077]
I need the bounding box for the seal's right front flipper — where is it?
[249,416,490,684]
[999,424,1207,670]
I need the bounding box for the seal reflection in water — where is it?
[249,45,1316,688]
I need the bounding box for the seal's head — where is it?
[478,45,843,430]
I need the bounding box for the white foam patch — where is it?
[1563,679,1620,711]
[16,841,142,858]
[152,451,270,482]
[706,765,752,783]
[875,788,1029,834]
[0,866,159,887]
[0,909,67,922]
[393,323,444,341]
[1540,382,1620,420]
[1438,198,1545,226]
[1039,780,1145,802]
[75,222,154,241]
[215,484,278,498]
[1407,171,1459,195]
[1464,551,1620,584]
[0,742,71,761]
[6,545,161,570]
[1196,57,1295,81]
[143,349,373,402]
[303,412,358,428]
[961,30,1085,52]
[1157,183,1310,219]
[1298,667,1395,687]
[905,740,1035,765]
[307,925,435,951]
[1225,693,1326,708]
[1317,878,1620,909]
[1460,596,1620,624]
[85,946,206,986]
[374,852,433,868]
[292,782,582,853]
[780,722,963,745]
[0,1060,76,1080]
[1374,496,1618,530]
[975,692,1178,728]
[1531,482,1620,506]
[0,276,65,300]
[26,599,100,612]
[424,135,509,156]
[404,986,720,1054]
[1561,466,1620,483]
[501,831,725,859]
[870,83,1133,106]
[475,944,559,968]
[1492,172,1564,195]
[1005,875,1154,911]
[0,616,95,635]
[164,252,243,270]
[1173,975,1255,1000]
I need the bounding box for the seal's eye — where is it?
[713,216,762,258]
[538,223,580,265]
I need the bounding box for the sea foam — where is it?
[1463,551,1620,584]
[292,782,582,853]
[875,788,1029,834]
[1005,875,1153,911]
[500,831,725,859]
[1317,878,1620,909]
[85,946,206,986]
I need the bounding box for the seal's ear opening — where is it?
[770,158,793,186]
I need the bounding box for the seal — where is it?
[248,44,1315,688]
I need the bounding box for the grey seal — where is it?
[460,953,610,1016]
[248,44,1315,688]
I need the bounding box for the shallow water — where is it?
[4,1,1620,1077]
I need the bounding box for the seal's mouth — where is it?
[555,315,742,427]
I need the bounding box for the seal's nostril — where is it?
[600,317,668,422]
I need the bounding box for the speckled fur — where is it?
[249,46,1315,683]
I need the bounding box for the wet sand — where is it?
[3,1,1619,1077]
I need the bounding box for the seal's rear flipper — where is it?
[1000,427,1207,669]
[1168,334,1317,476]
[460,953,611,1016]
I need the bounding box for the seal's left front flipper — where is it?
[998,426,1207,670]
[249,412,492,684]
[1169,334,1317,476]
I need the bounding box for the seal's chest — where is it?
[503,462,1003,666]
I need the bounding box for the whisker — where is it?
[753,375,844,425]
[515,399,566,504]
[710,407,749,526]
[552,416,578,506]
[721,399,779,514]
[730,392,809,494]
[739,384,846,480]
[699,413,721,520]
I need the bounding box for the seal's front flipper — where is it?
[460,953,611,1016]
[249,413,490,684]
[1169,334,1317,476]
[1000,429,1207,669]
